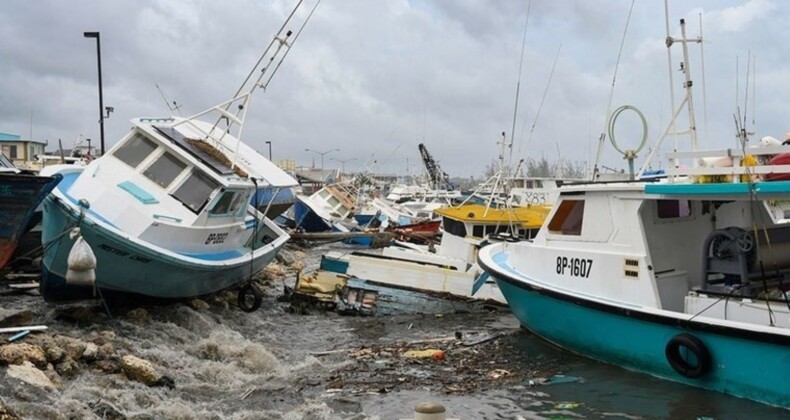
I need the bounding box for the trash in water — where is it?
[545,375,582,385]
[554,402,581,410]
[402,349,445,361]
[527,374,582,386]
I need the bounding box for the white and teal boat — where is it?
[39,117,291,303]
[38,2,318,304]
[478,18,789,408]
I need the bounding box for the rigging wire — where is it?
[591,0,636,181]
[523,44,562,151]
[512,0,532,160]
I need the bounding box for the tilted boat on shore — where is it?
[38,1,318,304]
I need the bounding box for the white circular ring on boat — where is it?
[608,104,648,156]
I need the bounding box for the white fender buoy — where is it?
[760,136,781,147]
[66,228,97,286]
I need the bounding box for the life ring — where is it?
[665,333,711,378]
[237,284,262,312]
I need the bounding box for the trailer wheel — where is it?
[238,284,262,312]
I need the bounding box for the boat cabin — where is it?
[527,175,790,327]
[63,118,276,255]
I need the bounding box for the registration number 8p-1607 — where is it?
[556,256,593,278]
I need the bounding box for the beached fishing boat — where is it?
[293,182,357,232]
[302,202,551,309]
[478,18,789,408]
[0,155,61,270]
[38,1,318,304]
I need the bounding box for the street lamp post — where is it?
[265,141,272,160]
[83,31,108,155]
[305,148,339,183]
[331,157,356,175]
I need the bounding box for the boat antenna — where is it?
[637,18,702,179]
[155,83,182,116]
[523,43,562,150]
[698,13,709,147]
[751,55,756,127]
[743,49,751,132]
[591,0,635,181]
[512,0,532,161]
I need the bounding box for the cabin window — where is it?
[548,200,585,235]
[114,133,157,168]
[443,217,467,237]
[143,152,186,188]
[657,200,691,219]
[472,225,484,237]
[209,190,248,216]
[171,171,219,213]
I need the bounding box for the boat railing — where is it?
[665,145,790,183]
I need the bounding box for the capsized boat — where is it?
[0,154,61,270]
[293,182,357,232]
[39,1,318,303]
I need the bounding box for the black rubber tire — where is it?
[237,284,262,312]
[665,333,711,378]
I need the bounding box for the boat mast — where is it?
[636,18,702,179]
[173,0,321,169]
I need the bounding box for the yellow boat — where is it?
[433,203,551,240]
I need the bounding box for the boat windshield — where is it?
[114,133,157,168]
[143,152,187,189]
[172,170,219,213]
[548,200,585,235]
[209,190,249,216]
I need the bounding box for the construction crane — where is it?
[418,143,452,190]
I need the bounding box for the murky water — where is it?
[0,243,785,419]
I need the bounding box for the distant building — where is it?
[275,159,296,172]
[0,132,46,166]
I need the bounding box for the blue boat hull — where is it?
[482,258,790,408]
[353,214,374,225]
[0,173,61,270]
[40,194,284,302]
[293,197,331,232]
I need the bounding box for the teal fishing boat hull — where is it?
[40,185,285,302]
[480,251,790,409]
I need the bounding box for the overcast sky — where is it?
[1,0,786,177]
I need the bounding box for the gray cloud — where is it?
[0,0,787,177]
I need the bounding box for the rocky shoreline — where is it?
[0,249,308,419]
